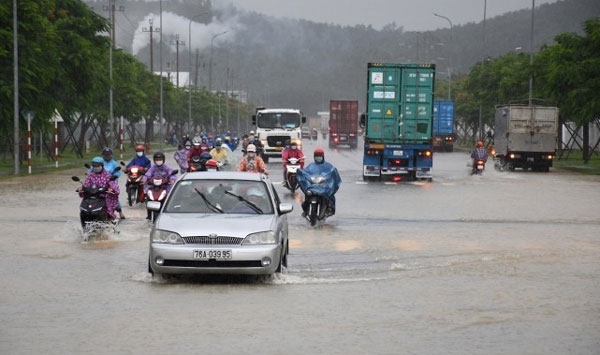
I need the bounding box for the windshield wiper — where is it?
[225,190,263,214]
[194,188,224,213]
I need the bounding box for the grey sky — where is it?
[216,0,560,31]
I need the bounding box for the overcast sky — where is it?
[216,0,560,31]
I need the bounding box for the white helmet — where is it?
[246,144,256,153]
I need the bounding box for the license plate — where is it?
[527,157,534,162]
[340,136,347,141]
[193,249,232,260]
[146,201,162,211]
[477,165,484,170]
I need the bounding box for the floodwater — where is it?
[1,139,599,355]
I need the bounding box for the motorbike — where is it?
[284,157,304,194]
[472,159,486,175]
[302,174,331,226]
[72,169,120,240]
[188,153,211,172]
[145,170,178,222]
[121,163,146,206]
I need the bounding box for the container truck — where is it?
[252,108,306,163]
[493,105,559,172]
[359,63,435,181]
[432,100,455,152]
[329,100,359,149]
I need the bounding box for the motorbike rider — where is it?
[210,137,229,169]
[79,156,120,220]
[298,148,342,218]
[143,151,177,195]
[281,140,304,185]
[174,141,191,173]
[99,147,126,219]
[471,140,488,173]
[247,130,264,156]
[126,144,151,171]
[187,138,209,166]
[237,144,268,174]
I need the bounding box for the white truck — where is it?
[252,108,306,163]
[493,105,559,172]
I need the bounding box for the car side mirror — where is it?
[278,203,293,215]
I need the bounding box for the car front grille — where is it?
[183,236,243,245]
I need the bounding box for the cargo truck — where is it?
[432,100,455,152]
[329,100,359,149]
[493,105,559,172]
[252,108,306,163]
[360,63,435,181]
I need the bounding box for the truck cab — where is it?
[252,108,306,163]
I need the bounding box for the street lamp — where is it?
[208,31,227,93]
[433,12,453,100]
[209,31,227,132]
[188,12,209,135]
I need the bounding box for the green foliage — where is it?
[536,18,600,125]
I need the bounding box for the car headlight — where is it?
[243,231,277,245]
[151,229,184,244]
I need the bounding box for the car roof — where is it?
[179,171,271,183]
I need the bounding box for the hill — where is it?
[87,0,600,115]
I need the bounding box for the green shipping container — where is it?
[365,63,435,143]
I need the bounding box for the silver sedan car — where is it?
[148,171,293,277]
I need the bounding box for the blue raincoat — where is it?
[296,161,341,213]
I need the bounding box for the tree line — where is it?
[0,0,252,170]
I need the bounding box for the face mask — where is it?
[136,151,143,157]
[247,153,256,159]
[249,135,255,141]
[155,160,164,167]
[315,156,324,163]
[92,166,103,173]
[291,146,297,150]
[185,145,191,150]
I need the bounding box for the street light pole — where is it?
[188,12,209,135]
[433,12,453,100]
[159,0,163,149]
[208,31,227,93]
[529,0,535,106]
[209,31,227,132]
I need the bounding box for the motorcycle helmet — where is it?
[477,141,484,147]
[215,138,223,147]
[314,148,325,164]
[102,147,113,156]
[192,138,201,147]
[153,151,165,166]
[135,144,145,152]
[91,156,104,173]
[246,144,257,153]
[206,159,219,170]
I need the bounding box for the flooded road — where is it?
[1,139,599,354]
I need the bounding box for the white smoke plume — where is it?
[131,11,239,56]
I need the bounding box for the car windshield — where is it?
[256,112,301,129]
[164,179,273,214]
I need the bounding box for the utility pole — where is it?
[170,34,185,88]
[13,0,19,175]
[142,19,159,72]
